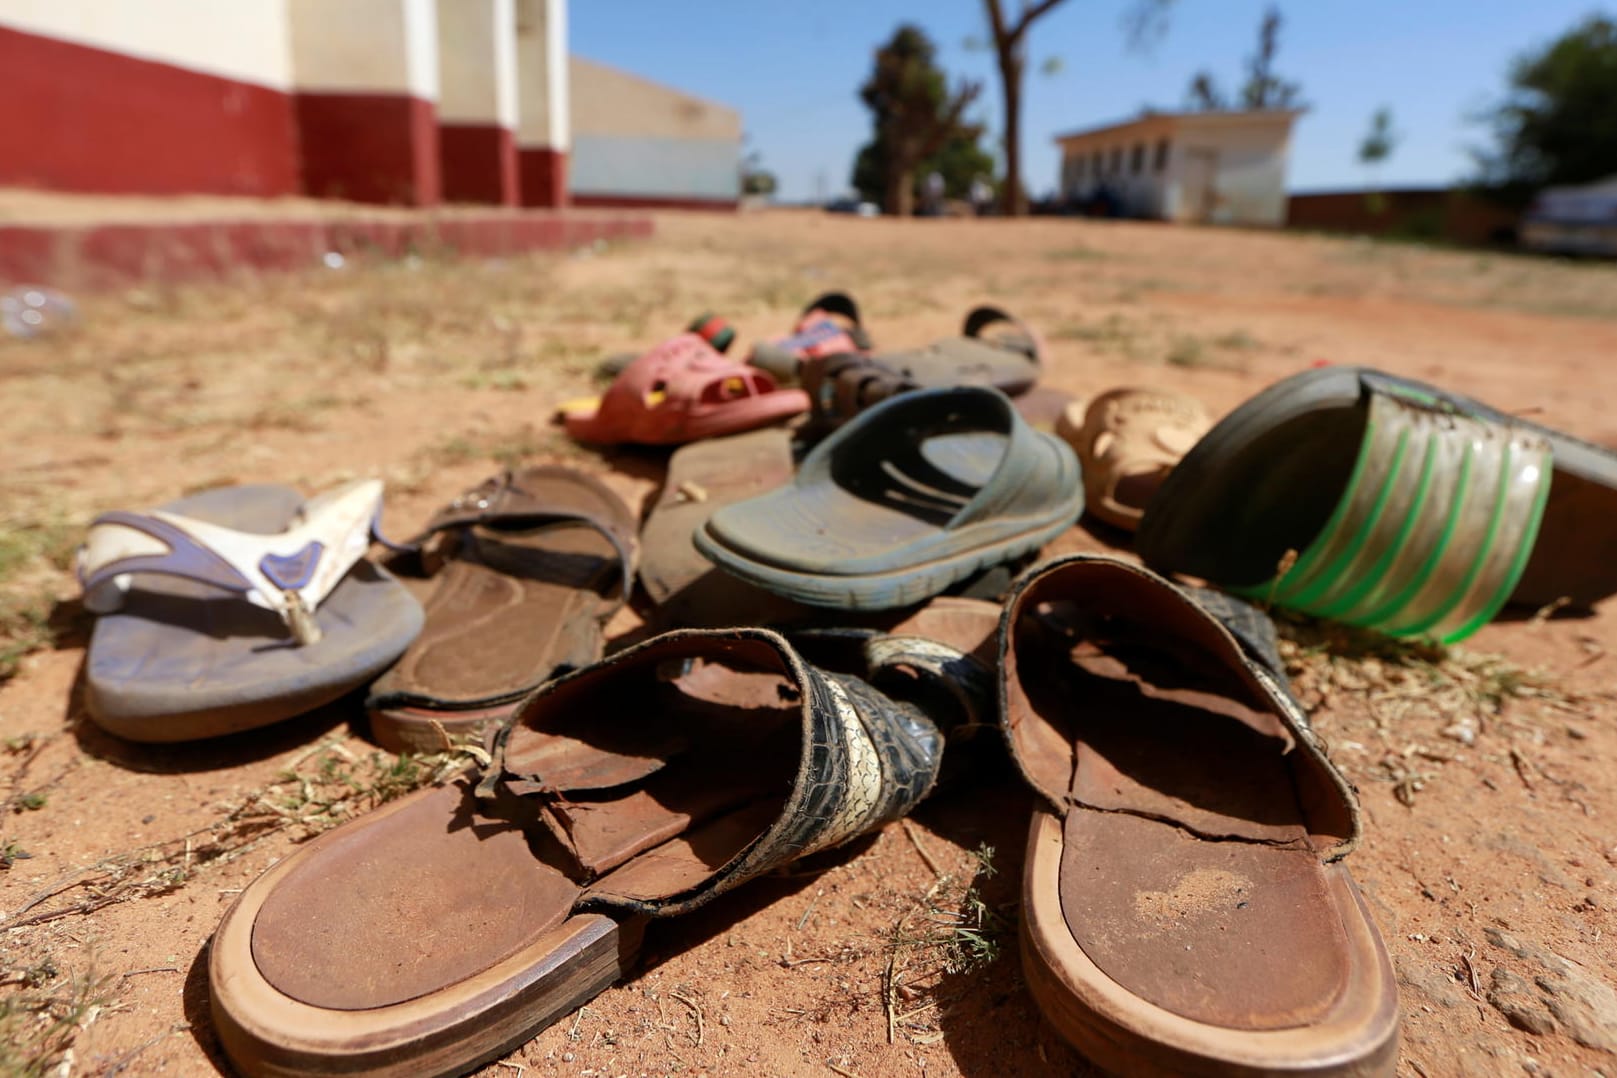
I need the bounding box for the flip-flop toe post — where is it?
[77,481,423,742]
[1137,365,1617,643]
[211,628,948,1077]
[695,386,1084,610]
[1001,555,1399,1076]
[365,466,638,753]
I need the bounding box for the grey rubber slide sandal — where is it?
[693,386,1083,610]
[872,305,1042,397]
[78,483,424,742]
[1137,365,1617,644]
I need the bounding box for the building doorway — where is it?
[1181,148,1219,223]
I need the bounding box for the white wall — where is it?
[0,0,292,88]
[1168,115,1295,226]
[288,0,438,99]
[571,57,740,141]
[515,0,567,149]
[568,57,739,202]
[437,0,518,126]
[1057,124,1172,217]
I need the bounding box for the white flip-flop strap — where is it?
[78,479,385,645]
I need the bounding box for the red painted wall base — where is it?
[572,193,739,212]
[518,147,569,209]
[0,210,654,290]
[440,125,519,206]
[296,94,441,206]
[0,26,297,196]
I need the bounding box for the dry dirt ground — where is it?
[3,209,1617,1078]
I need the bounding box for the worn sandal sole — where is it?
[640,427,813,629]
[367,469,636,753]
[213,628,947,1077]
[694,506,1072,611]
[209,782,644,1078]
[1021,810,1400,1076]
[1002,556,1399,1075]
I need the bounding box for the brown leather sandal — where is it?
[212,627,973,1078]
[1056,387,1210,532]
[800,351,915,430]
[1000,555,1399,1076]
[365,467,637,753]
[638,426,811,630]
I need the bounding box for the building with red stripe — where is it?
[0,0,739,211]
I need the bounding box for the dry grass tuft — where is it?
[0,519,78,585]
[0,595,56,686]
[880,842,1010,1047]
[413,422,590,474]
[0,960,117,1078]
[0,507,86,684]
[0,737,483,933]
[1277,616,1591,806]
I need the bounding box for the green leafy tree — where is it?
[1239,5,1303,109]
[853,130,995,205]
[1476,14,1617,189]
[852,25,982,216]
[1184,4,1301,111]
[1184,70,1226,111]
[742,170,777,196]
[740,141,777,197]
[1357,107,1399,214]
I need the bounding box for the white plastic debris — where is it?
[1440,719,1477,746]
[2,285,77,339]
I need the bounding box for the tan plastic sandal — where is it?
[1000,555,1400,1076]
[1057,387,1209,532]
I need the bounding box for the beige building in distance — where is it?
[569,57,741,208]
[1055,109,1303,226]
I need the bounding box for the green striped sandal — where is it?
[1136,366,1617,644]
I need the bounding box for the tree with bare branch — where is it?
[984,0,1174,215]
[983,0,1068,215]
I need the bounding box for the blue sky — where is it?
[572,1,1608,201]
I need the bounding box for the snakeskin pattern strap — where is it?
[476,628,959,918]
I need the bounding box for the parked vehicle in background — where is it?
[1521,175,1617,256]
[826,198,880,217]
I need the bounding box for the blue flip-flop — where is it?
[78,482,423,742]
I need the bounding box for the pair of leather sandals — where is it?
[206,553,1400,1078]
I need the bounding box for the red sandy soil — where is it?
[2,209,1616,1077]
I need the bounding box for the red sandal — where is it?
[562,332,809,446]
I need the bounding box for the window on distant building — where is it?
[1131,142,1145,174]
[1092,150,1103,177]
[1154,138,1170,172]
[1110,147,1123,174]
